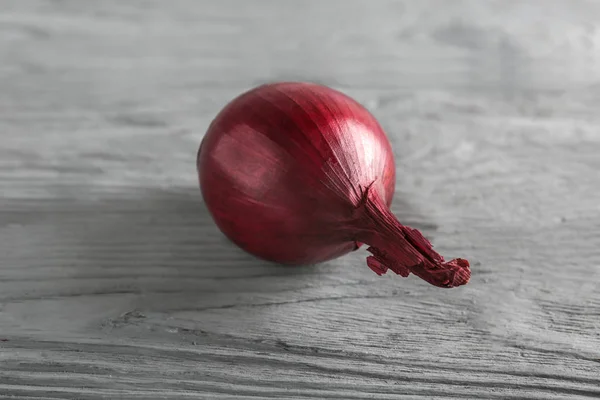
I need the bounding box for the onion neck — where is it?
[354,186,470,288]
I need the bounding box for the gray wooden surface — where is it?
[1,1,600,399]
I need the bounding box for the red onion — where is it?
[197,82,470,288]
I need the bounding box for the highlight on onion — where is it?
[197,82,470,288]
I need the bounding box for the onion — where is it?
[197,82,470,288]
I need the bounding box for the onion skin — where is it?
[198,82,470,288]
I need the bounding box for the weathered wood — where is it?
[1,1,600,399]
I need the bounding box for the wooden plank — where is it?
[1,1,599,399]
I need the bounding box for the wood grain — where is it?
[1,1,600,399]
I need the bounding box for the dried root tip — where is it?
[366,246,409,277]
[366,255,388,275]
[355,183,471,288]
[364,242,471,288]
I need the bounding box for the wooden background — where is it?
[1,1,600,399]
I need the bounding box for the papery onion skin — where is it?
[198,82,470,288]
[198,82,394,263]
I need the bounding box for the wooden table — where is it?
[1,1,599,399]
